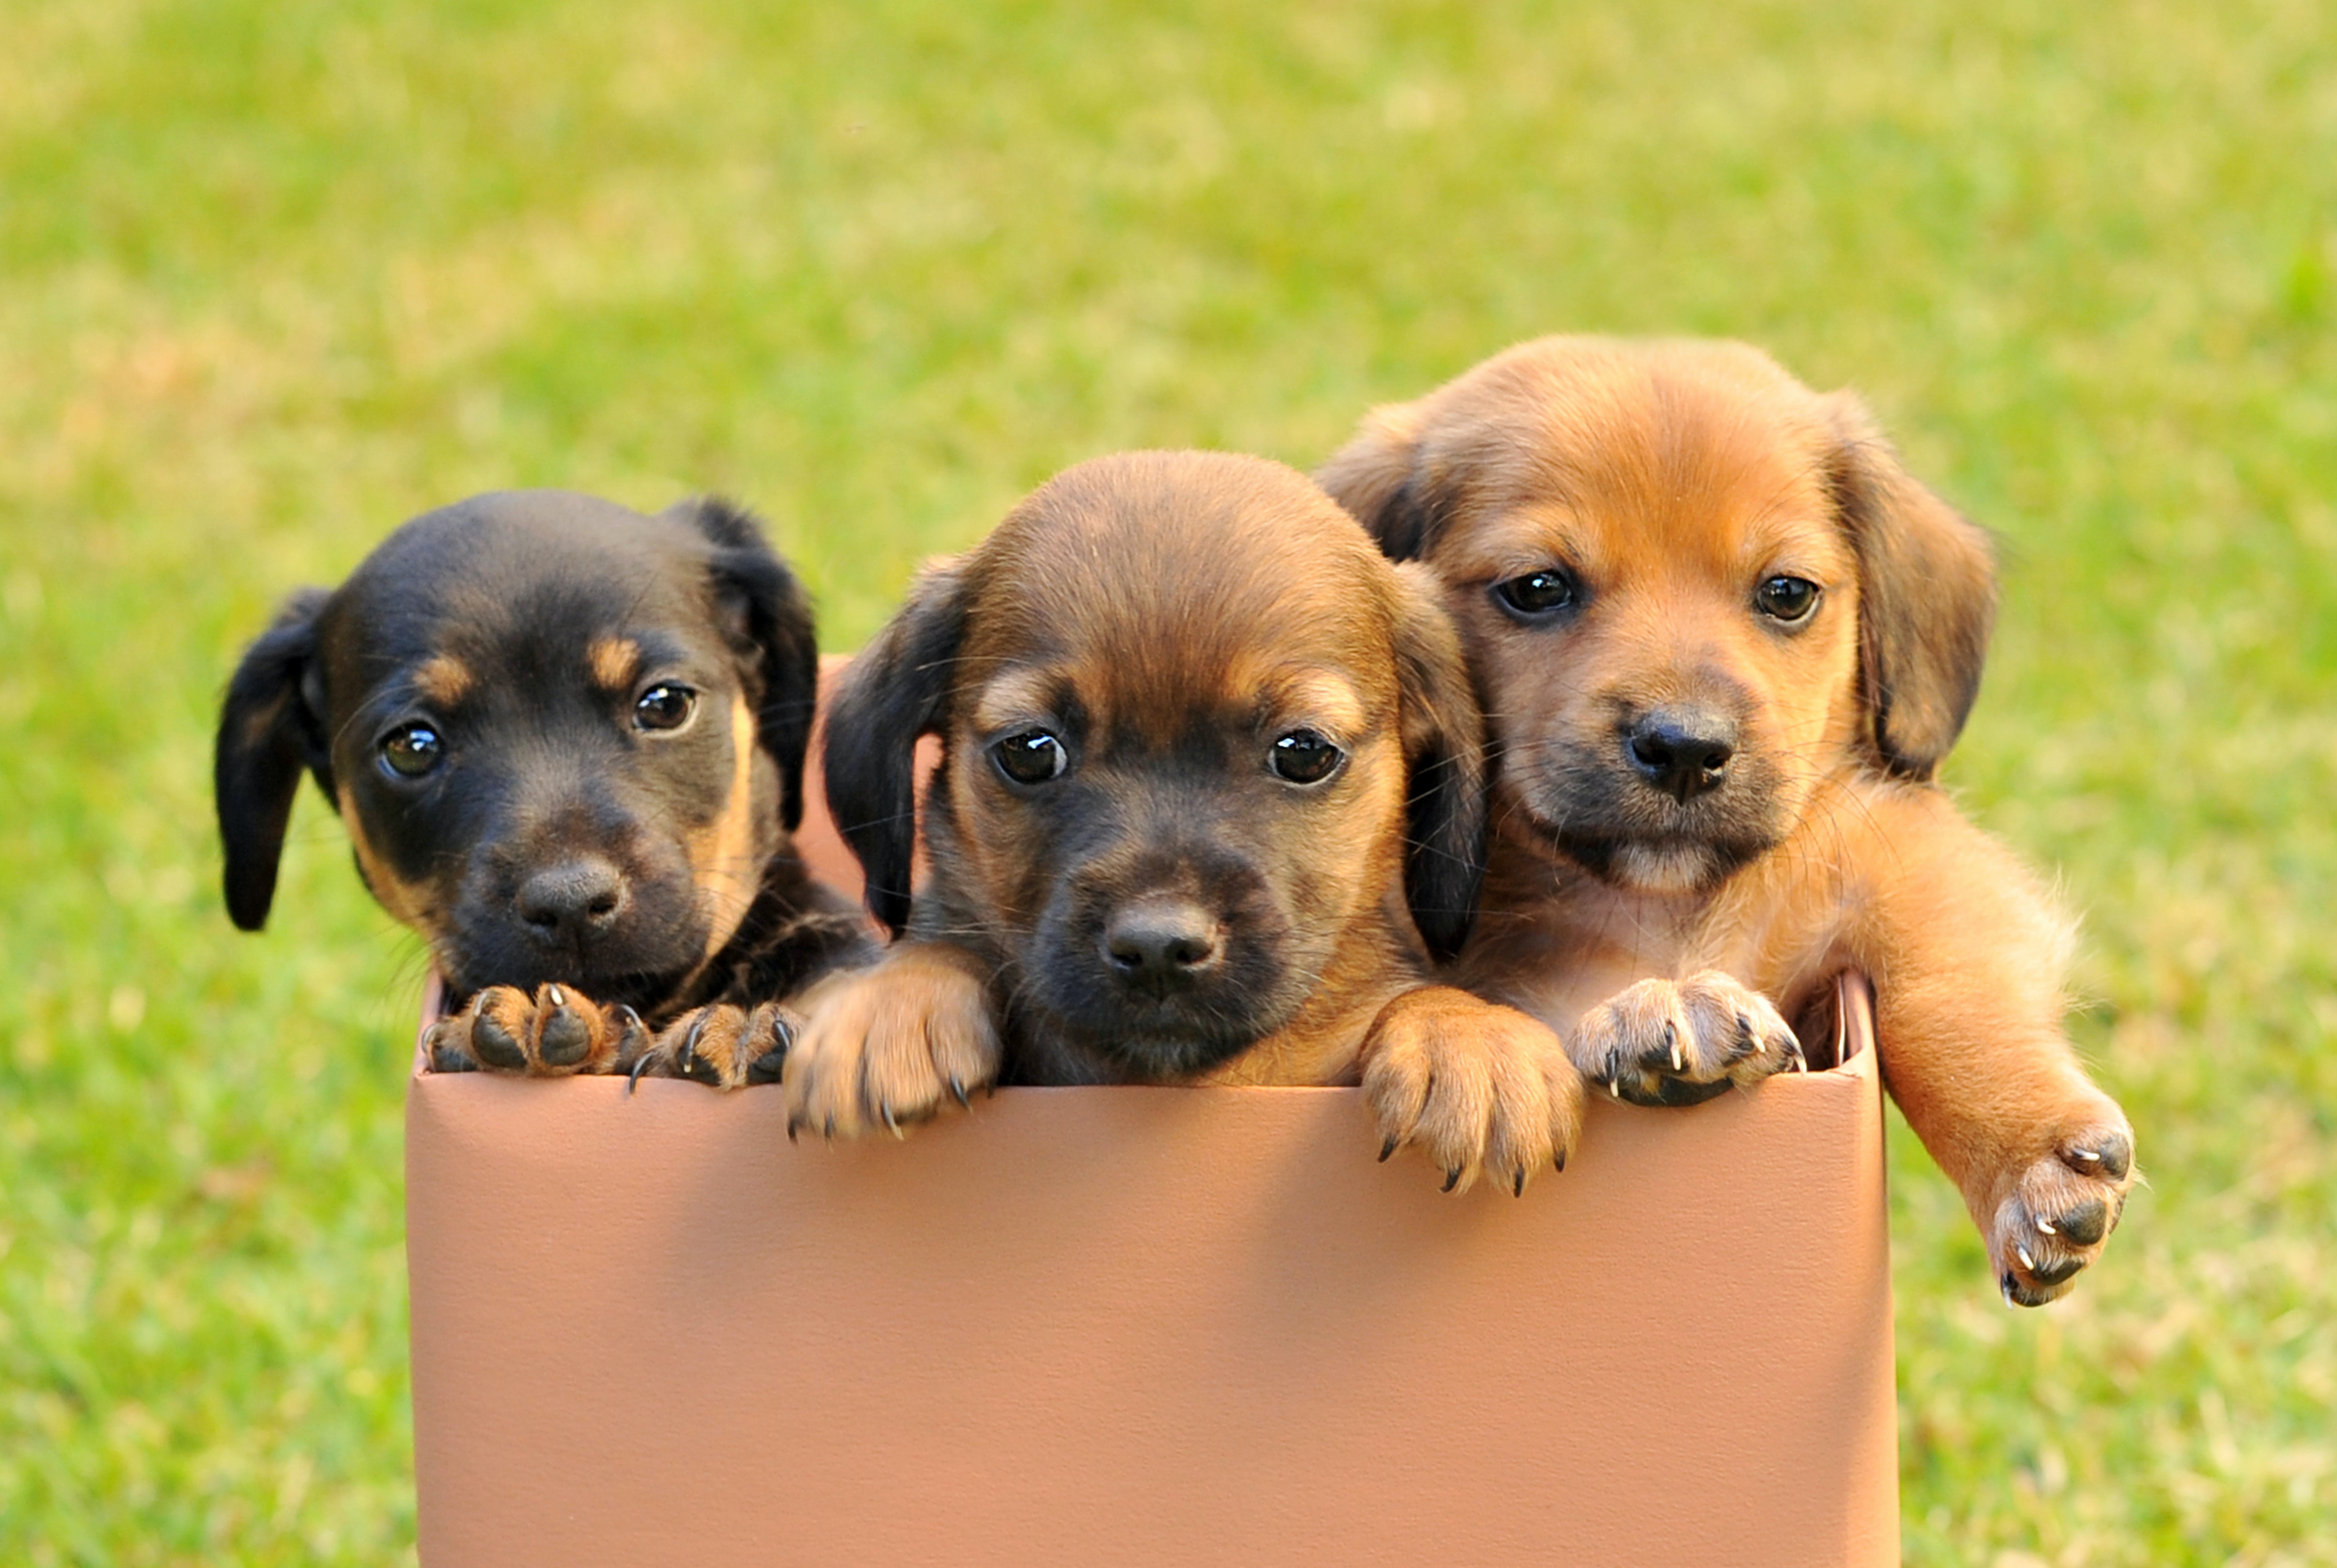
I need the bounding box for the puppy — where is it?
[1319,338,2136,1299]
[788,450,1583,1192]
[215,490,874,1083]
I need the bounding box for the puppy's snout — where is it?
[1102,899,1225,988]
[515,857,628,945]
[1626,709,1737,804]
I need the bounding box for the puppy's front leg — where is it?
[1361,987,1586,1195]
[1864,799,2137,1306]
[427,984,653,1077]
[782,941,1003,1140]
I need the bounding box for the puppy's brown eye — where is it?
[992,729,1068,786]
[1755,576,1820,622]
[1493,568,1579,619]
[1270,730,1344,786]
[634,684,696,731]
[380,723,443,779]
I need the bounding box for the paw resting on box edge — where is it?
[1363,987,1586,1197]
[1569,971,1805,1107]
[776,946,1004,1142]
[426,983,647,1077]
[424,984,795,1091]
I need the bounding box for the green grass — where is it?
[3,0,2332,1561]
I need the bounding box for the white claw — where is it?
[1609,1078,1622,1099]
[2016,1244,2035,1271]
[547,984,565,1007]
[2036,1215,2057,1236]
[1670,1040,1684,1071]
[2071,1148,2100,1163]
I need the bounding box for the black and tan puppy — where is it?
[788,450,1583,1191]
[215,490,873,1082]
[1319,336,2136,1298]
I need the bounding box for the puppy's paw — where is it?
[1988,1114,2136,1307]
[426,984,652,1077]
[784,945,1002,1141]
[1569,971,1801,1107]
[627,1002,796,1091]
[1362,986,1585,1196]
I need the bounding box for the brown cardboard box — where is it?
[405,686,1899,1567]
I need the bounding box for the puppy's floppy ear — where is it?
[1388,561,1488,962]
[672,497,822,833]
[821,559,966,936]
[1824,396,1999,781]
[1317,400,1447,562]
[214,587,334,931]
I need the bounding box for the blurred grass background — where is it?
[2,0,2332,1561]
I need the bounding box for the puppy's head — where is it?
[822,451,1485,1079]
[214,490,818,1012]
[1320,336,1994,893]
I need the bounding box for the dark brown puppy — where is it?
[215,490,873,1083]
[1319,337,2136,1298]
[793,450,1583,1191]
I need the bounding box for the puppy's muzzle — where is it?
[1101,898,1225,995]
[515,855,630,948]
[1026,845,1307,1074]
[1624,706,1738,804]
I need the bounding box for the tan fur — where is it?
[1320,338,2135,1295]
[784,944,1003,1139]
[336,783,434,933]
[425,981,651,1077]
[643,999,791,1088]
[685,695,762,962]
[586,636,641,692]
[426,983,802,1091]
[804,451,1585,1190]
[1363,986,1589,1192]
[412,654,474,707]
[940,458,1446,1086]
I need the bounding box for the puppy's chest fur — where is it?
[1462,772,1890,1032]
[654,852,877,1026]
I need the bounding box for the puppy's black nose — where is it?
[516,858,627,945]
[1626,709,1736,804]
[1103,901,1224,987]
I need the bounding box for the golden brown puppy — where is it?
[1318,337,2136,1300]
[788,450,1585,1193]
